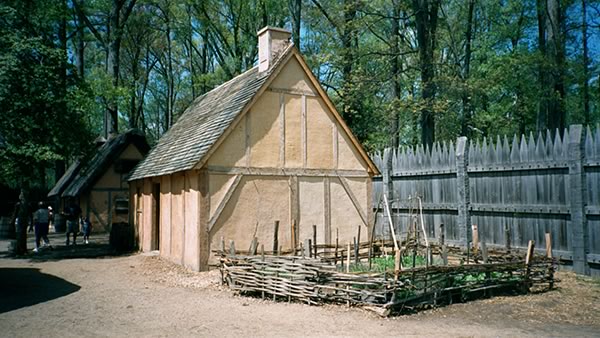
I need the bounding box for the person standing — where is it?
[81,217,92,244]
[32,202,51,253]
[64,200,81,246]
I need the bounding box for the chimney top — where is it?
[257,26,291,73]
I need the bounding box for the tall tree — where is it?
[75,0,138,137]
[460,0,475,137]
[412,0,440,146]
[289,0,302,48]
[582,0,591,125]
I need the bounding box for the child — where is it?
[82,217,92,244]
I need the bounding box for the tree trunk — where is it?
[289,0,301,48]
[14,189,29,256]
[545,0,565,132]
[75,0,86,80]
[582,0,590,125]
[106,0,122,138]
[413,0,439,147]
[536,0,548,132]
[340,0,359,128]
[461,0,475,137]
[390,1,402,148]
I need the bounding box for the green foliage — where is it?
[0,1,94,189]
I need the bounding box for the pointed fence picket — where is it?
[372,124,600,275]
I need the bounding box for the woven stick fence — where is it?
[218,247,555,316]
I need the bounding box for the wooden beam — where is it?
[193,47,296,170]
[289,52,379,175]
[198,169,210,271]
[301,94,307,168]
[324,177,331,245]
[333,123,338,169]
[279,92,285,167]
[207,174,243,234]
[206,166,368,178]
[245,115,251,167]
[267,86,317,97]
[289,176,299,243]
[338,176,368,226]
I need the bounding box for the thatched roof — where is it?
[59,129,149,198]
[47,159,82,198]
[128,45,294,181]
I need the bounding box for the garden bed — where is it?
[218,244,555,316]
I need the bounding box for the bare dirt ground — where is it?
[1,233,599,337]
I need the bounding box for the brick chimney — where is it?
[258,26,291,73]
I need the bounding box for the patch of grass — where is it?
[576,275,600,289]
[340,254,440,273]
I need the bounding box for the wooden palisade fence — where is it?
[371,124,600,276]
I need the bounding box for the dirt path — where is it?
[0,237,599,337]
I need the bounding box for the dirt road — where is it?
[1,235,599,337]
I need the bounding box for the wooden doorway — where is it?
[152,183,160,250]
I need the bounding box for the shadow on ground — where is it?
[0,232,135,262]
[0,268,81,314]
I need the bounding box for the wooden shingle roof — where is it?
[61,129,149,197]
[47,159,82,198]
[128,47,293,181]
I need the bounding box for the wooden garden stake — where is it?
[545,233,554,289]
[229,240,236,256]
[354,236,359,264]
[249,237,258,255]
[504,223,511,252]
[524,240,535,290]
[291,219,297,255]
[335,228,339,265]
[220,236,225,253]
[313,224,317,258]
[481,239,489,263]
[394,249,401,282]
[472,224,479,257]
[545,233,552,259]
[273,220,279,254]
[305,239,311,258]
[356,225,361,264]
[346,242,351,273]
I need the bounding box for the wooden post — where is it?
[525,240,535,288]
[481,239,489,264]
[249,237,258,255]
[229,240,236,256]
[568,125,590,275]
[439,223,445,246]
[356,225,361,264]
[456,136,471,248]
[291,219,297,256]
[442,244,448,266]
[273,220,279,254]
[260,244,265,260]
[335,228,339,265]
[382,147,393,239]
[504,223,511,252]
[346,242,351,273]
[305,238,311,258]
[354,236,359,264]
[471,224,479,256]
[545,233,552,259]
[394,249,401,281]
[312,224,317,258]
[220,236,225,253]
[300,240,304,258]
[545,233,554,289]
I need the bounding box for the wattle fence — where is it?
[371,124,600,276]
